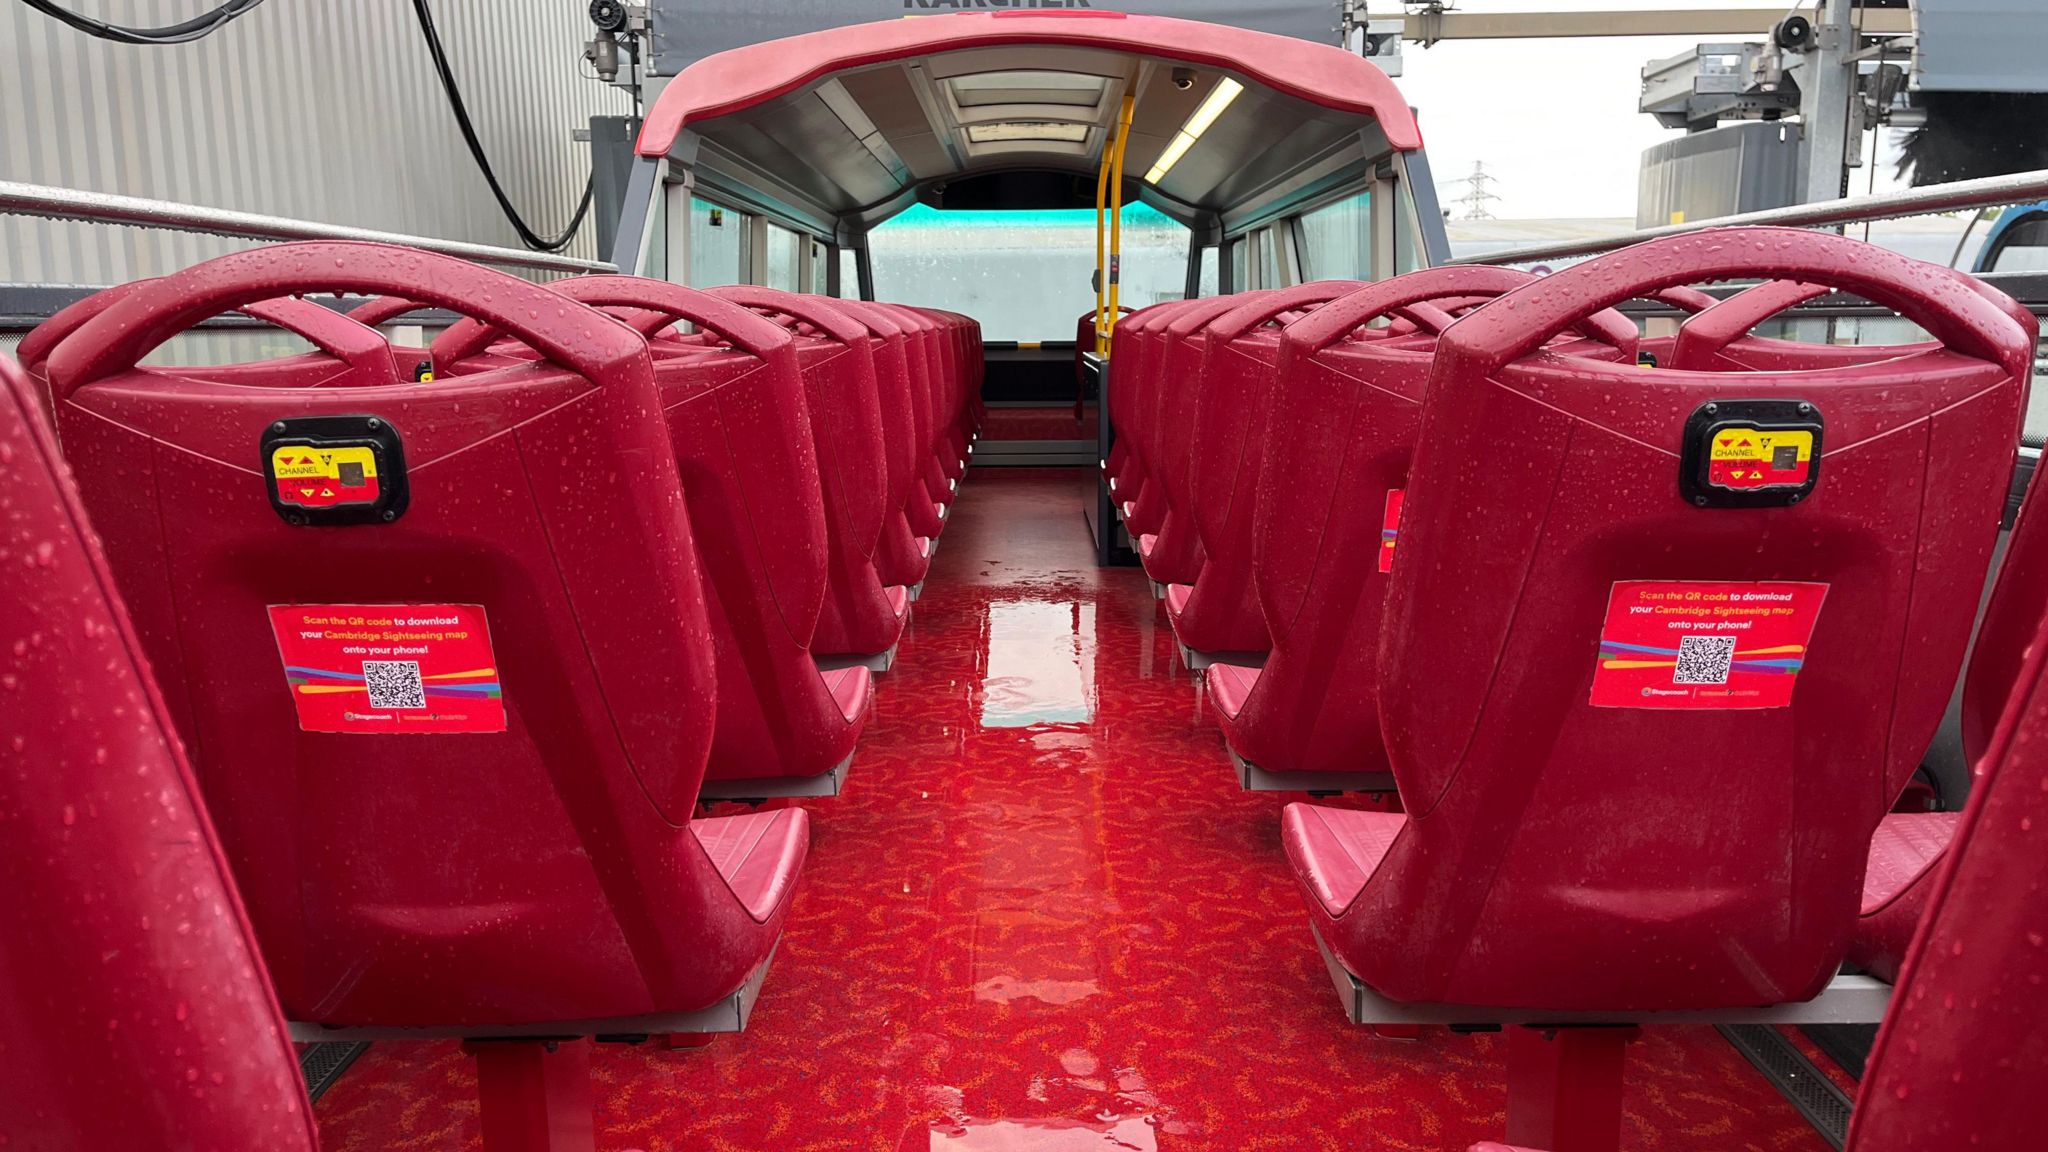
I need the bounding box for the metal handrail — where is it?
[0,180,612,276]
[1451,168,2048,268]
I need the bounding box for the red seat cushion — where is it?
[1207,662,1260,720]
[886,584,910,618]
[693,808,810,924]
[825,665,873,723]
[1137,532,1158,560]
[1282,804,1406,919]
[1848,812,1961,982]
[1163,581,1194,620]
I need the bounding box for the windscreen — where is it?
[869,202,1190,343]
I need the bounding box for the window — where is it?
[1394,183,1422,274]
[763,222,801,290]
[689,198,746,288]
[1228,237,1247,291]
[868,202,1189,342]
[1298,191,1372,281]
[1197,246,1218,297]
[838,248,861,298]
[1258,228,1283,289]
[1988,216,2048,273]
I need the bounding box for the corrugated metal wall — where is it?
[1,0,630,286]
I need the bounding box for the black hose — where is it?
[17,0,265,45]
[407,0,592,252]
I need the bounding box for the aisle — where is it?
[315,468,1827,1152]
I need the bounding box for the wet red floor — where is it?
[315,467,1831,1152]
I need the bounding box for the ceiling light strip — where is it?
[1144,77,1243,184]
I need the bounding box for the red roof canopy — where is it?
[637,10,1423,159]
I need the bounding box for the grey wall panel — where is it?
[2,1,631,286]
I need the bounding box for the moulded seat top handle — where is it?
[1204,280,1368,344]
[48,242,651,403]
[709,285,872,346]
[1669,275,2040,371]
[431,274,796,370]
[1284,265,1637,357]
[1438,226,2037,382]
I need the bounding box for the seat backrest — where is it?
[1847,603,2048,1150]
[1965,456,2048,765]
[0,353,320,1151]
[1110,299,1206,462]
[821,298,921,525]
[1231,269,1630,766]
[437,276,848,784]
[869,302,944,461]
[1368,228,2035,1011]
[1151,293,1269,503]
[47,243,743,1028]
[712,289,889,552]
[1660,278,2045,770]
[1257,268,1634,649]
[1185,281,1366,570]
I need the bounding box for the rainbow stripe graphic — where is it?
[284,666,503,699]
[1596,640,1805,675]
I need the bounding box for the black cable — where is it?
[407,0,592,252]
[17,0,265,45]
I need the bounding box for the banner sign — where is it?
[647,0,1343,74]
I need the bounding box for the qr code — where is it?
[362,660,426,709]
[1672,635,1737,685]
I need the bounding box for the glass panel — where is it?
[1298,191,1373,281]
[1393,182,1421,274]
[1989,217,2048,272]
[868,202,1189,342]
[1197,246,1218,297]
[1258,229,1283,288]
[764,223,801,290]
[839,248,861,298]
[1228,237,1247,292]
[688,197,745,288]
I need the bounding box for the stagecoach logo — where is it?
[904,0,1094,7]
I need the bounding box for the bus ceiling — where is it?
[612,11,1438,270]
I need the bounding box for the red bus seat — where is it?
[1288,228,2032,1016]
[0,353,319,1152]
[710,287,909,668]
[1214,268,1632,786]
[435,275,871,797]
[1160,281,1365,662]
[1476,596,2048,1152]
[48,244,806,1035]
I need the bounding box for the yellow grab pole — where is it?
[1093,129,1113,358]
[1103,91,1136,359]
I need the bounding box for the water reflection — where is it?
[928,1116,1158,1151]
[978,599,1097,728]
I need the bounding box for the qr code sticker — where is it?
[1672,635,1737,686]
[362,660,426,709]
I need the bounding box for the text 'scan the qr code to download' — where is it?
[1588,581,1828,710]
[268,604,506,733]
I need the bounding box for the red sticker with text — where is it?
[1379,489,1403,574]
[1589,581,1826,709]
[269,604,505,734]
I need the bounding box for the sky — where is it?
[1387,0,1912,220]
